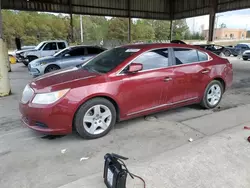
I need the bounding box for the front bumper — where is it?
[19,100,74,135]
[16,54,27,63]
[28,64,42,76]
[28,64,46,76]
[242,54,250,59]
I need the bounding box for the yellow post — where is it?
[0,38,11,96]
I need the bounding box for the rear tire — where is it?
[200,80,223,109]
[243,57,248,61]
[44,65,60,73]
[74,98,116,139]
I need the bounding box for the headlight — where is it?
[32,89,70,104]
[21,85,34,104]
[19,52,24,57]
[34,62,47,66]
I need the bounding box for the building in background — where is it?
[202,28,247,40]
[246,30,250,38]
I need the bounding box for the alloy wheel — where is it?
[83,104,112,135]
[207,84,222,106]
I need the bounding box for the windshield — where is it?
[53,48,70,57]
[82,47,139,73]
[35,42,46,50]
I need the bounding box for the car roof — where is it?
[66,45,105,50]
[42,40,67,43]
[71,45,102,48]
[239,43,250,45]
[121,43,200,50]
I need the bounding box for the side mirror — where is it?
[127,63,143,73]
[64,53,70,57]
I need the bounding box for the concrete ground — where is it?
[1,57,250,188]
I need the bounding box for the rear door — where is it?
[169,48,211,104]
[118,48,175,116]
[59,47,86,68]
[57,42,67,50]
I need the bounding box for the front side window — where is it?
[53,48,70,57]
[82,47,138,73]
[242,44,249,49]
[132,49,169,70]
[173,48,198,65]
[43,43,57,51]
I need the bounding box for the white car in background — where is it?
[16,40,68,66]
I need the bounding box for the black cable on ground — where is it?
[130,172,146,188]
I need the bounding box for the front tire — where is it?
[44,65,60,73]
[200,80,223,109]
[223,50,231,57]
[74,98,116,139]
[27,56,38,63]
[243,57,248,61]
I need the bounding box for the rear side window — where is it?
[69,47,85,56]
[173,48,198,65]
[57,42,66,49]
[87,47,104,55]
[197,51,208,62]
[133,49,169,70]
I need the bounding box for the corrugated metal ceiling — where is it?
[2,0,250,20]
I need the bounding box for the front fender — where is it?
[25,51,39,58]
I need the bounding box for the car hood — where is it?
[30,56,58,65]
[30,67,99,92]
[243,50,250,54]
[16,49,37,54]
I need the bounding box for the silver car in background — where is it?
[28,45,106,76]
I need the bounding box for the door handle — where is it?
[164,77,172,82]
[201,70,210,74]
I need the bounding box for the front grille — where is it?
[35,122,48,128]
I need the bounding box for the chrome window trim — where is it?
[127,97,198,116]
[116,47,212,76]
[116,47,170,75]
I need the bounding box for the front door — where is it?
[41,42,58,57]
[169,48,212,104]
[118,48,174,116]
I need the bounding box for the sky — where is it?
[186,8,250,33]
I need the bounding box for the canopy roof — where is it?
[2,0,250,20]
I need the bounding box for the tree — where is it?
[133,20,155,41]
[172,19,189,40]
[107,18,129,41]
[152,20,170,40]
[1,10,194,48]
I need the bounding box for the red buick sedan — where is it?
[19,43,233,139]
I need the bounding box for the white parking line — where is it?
[0,129,30,138]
